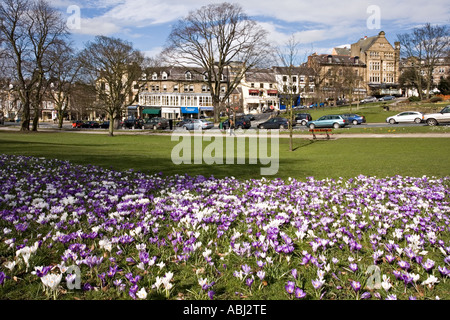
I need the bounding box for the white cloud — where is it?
[55,0,449,55]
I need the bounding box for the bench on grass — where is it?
[309,128,332,140]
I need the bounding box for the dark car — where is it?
[100,121,110,129]
[379,95,395,101]
[81,121,100,129]
[176,118,193,127]
[221,117,251,130]
[295,113,313,126]
[257,117,293,129]
[143,117,169,130]
[121,119,144,129]
[336,99,349,106]
[72,120,84,128]
[341,113,366,125]
[244,114,256,121]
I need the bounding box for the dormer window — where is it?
[162,72,168,80]
[152,73,157,80]
[185,71,192,80]
[203,73,208,81]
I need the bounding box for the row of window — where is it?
[369,61,395,71]
[145,84,226,93]
[369,52,394,59]
[148,71,226,81]
[369,73,395,83]
[139,94,214,107]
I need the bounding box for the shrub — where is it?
[430,96,443,103]
[408,96,421,102]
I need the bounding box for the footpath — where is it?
[1,125,449,139]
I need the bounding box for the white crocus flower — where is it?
[4,261,16,271]
[136,288,147,299]
[422,275,439,288]
[153,276,163,290]
[381,275,392,292]
[41,273,62,291]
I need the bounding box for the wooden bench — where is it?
[309,128,332,140]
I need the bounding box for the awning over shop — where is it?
[127,105,138,110]
[267,90,278,94]
[199,106,213,111]
[161,107,180,114]
[181,107,199,114]
[143,108,161,115]
[249,89,259,94]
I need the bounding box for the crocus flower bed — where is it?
[0,154,449,300]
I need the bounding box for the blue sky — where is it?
[49,0,449,61]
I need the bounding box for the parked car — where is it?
[100,121,110,129]
[72,120,84,128]
[143,117,169,130]
[386,111,424,124]
[182,119,214,130]
[379,95,395,101]
[306,115,349,129]
[360,96,377,103]
[341,113,366,125]
[81,121,100,129]
[176,118,193,127]
[295,113,313,126]
[422,105,450,126]
[336,99,348,106]
[244,114,256,121]
[221,117,251,130]
[121,119,144,129]
[257,117,292,129]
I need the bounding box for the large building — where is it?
[307,31,401,101]
[350,31,401,96]
[136,66,229,120]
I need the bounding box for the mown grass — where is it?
[0,131,449,180]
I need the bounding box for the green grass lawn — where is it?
[0,131,448,180]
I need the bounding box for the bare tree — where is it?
[276,35,301,152]
[398,23,449,99]
[163,2,273,123]
[0,0,68,131]
[47,42,80,129]
[78,36,145,136]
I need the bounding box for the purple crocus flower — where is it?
[83,283,93,291]
[291,269,298,279]
[0,272,5,286]
[414,256,423,264]
[398,260,410,271]
[285,281,295,294]
[294,287,306,299]
[349,263,358,272]
[422,259,435,272]
[129,284,138,300]
[246,278,254,288]
[350,281,361,292]
[311,279,324,290]
[438,266,449,277]
[385,255,396,264]
[360,292,371,300]
[207,290,215,300]
[241,264,252,275]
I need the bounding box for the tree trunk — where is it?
[213,98,220,124]
[58,111,64,129]
[109,118,115,137]
[20,102,30,132]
